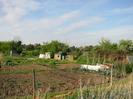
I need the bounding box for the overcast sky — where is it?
[0,0,133,46]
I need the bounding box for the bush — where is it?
[21,50,39,57]
[76,55,87,64]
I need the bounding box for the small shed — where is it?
[54,52,65,60]
[45,52,51,59]
[66,55,74,62]
[39,54,45,59]
[39,52,51,59]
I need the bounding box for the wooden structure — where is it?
[66,55,74,62]
[54,52,65,60]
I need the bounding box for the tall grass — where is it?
[50,74,133,99]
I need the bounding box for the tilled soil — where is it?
[0,64,107,98]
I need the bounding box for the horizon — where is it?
[1,38,133,48]
[0,0,133,46]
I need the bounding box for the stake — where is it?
[33,69,36,99]
[79,79,83,99]
[110,66,113,87]
[87,52,88,64]
[103,55,106,64]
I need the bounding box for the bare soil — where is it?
[0,64,107,98]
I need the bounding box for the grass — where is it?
[49,73,133,99]
[2,56,71,67]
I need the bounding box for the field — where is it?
[0,64,108,99]
[0,57,133,99]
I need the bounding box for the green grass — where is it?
[2,56,71,67]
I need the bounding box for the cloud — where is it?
[0,0,42,37]
[0,8,81,38]
[0,0,41,25]
[81,25,133,45]
[56,25,133,46]
[21,10,80,33]
[56,16,105,34]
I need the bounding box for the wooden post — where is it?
[87,52,89,64]
[33,69,36,99]
[92,54,95,65]
[79,79,83,99]
[110,66,113,87]
[103,55,106,64]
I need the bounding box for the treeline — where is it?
[0,39,133,59]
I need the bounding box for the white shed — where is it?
[39,52,51,59]
[39,54,45,58]
[45,52,51,59]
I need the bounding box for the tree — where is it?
[41,40,69,54]
[68,46,82,59]
[99,38,117,54]
[118,40,133,54]
[11,40,23,55]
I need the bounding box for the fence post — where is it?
[33,69,36,99]
[79,79,83,99]
[110,66,113,87]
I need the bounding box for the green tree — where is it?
[99,38,117,54]
[41,40,69,55]
[68,46,82,59]
[118,40,133,54]
[11,40,23,55]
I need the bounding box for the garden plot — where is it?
[0,64,107,98]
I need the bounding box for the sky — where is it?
[0,0,133,46]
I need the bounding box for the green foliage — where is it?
[0,41,12,55]
[11,41,23,55]
[76,53,104,64]
[3,57,31,66]
[99,38,118,54]
[113,63,133,77]
[118,39,133,54]
[0,39,133,59]
[41,40,69,54]
[2,57,68,69]
[68,46,82,59]
[76,54,87,64]
[21,50,39,57]
[0,39,133,63]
